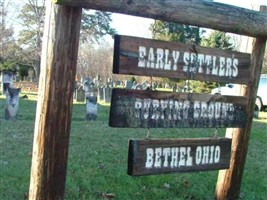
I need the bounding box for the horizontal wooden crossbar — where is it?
[53,0,267,38]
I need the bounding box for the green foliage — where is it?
[189,80,217,94]
[150,20,204,89]
[130,76,136,83]
[17,64,30,80]
[0,60,17,73]
[17,1,45,51]
[150,20,203,44]
[201,30,234,50]
[80,10,117,44]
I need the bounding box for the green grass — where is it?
[0,93,266,199]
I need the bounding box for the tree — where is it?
[15,0,116,81]
[80,10,116,44]
[150,20,203,44]
[77,42,114,83]
[0,0,16,64]
[16,0,45,81]
[196,30,236,93]
[201,30,234,50]
[150,20,205,91]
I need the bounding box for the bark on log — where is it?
[29,1,82,199]
[54,0,267,38]
[215,5,267,200]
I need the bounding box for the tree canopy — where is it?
[2,0,117,81]
[150,20,202,45]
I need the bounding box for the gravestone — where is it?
[141,81,149,90]
[125,80,132,89]
[5,87,21,120]
[83,80,89,91]
[98,86,104,101]
[165,83,170,89]
[86,96,97,120]
[134,84,143,90]
[95,75,102,87]
[115,80,121,86]
[2,71,14,95]
[84,81,96,97]
[103,86,112,103]
[76,86,85,102]
[132,80,137,89]
[152,82,158,90]
[28,69,34,82]
[172,84,177,92]
[107,78,114,88]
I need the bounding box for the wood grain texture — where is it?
[109,89,248,128]
[113,35,251,84]
[54,0,267,38]
[29,1,82,199]
[215,6,267,200]
[128,138,232,176]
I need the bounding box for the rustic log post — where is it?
[29,0,82,199]
[215,6,267,200]
[54,0,267,38]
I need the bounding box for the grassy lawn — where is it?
[0,93,266,199]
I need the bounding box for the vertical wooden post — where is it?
[29,0,82,199]
[215,6,267,200]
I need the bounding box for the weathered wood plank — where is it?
[113,35,251,84]
[53,0,267,38]
[109,89,248,128]
[128,138,232,176]
[28,1,82,199]
[215,6,267,200]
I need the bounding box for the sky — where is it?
[4,0,267,45]
[109,0,267,41]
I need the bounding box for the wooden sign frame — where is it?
[30,0,266,199]
[128,138,232,176]
[110,89,248,128]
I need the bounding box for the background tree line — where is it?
[1,0,266,89]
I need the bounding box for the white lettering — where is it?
[164,49,171,70]
[179,147,186,166]
[214,146,221,163]
[147,47,155,68]
[146,148,154,168]
[154,148,162,168]
[163,148,171,167]
[172,51,180,71]
[170,147,179,168]
[138,46,146,67]
[137,47,240,78]
[183,52,190,72]
[156,48,164,69]
[196,146,202,165]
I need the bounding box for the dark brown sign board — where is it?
[113,35,251,84]
[128,138,232,176]
[109,89,247,128]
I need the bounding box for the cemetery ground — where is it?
[0,88,267,200]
